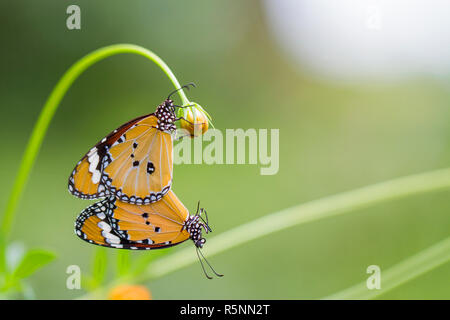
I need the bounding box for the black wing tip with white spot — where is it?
[67,156,110,200]
[74,197,116,240]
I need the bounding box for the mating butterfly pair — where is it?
[69,85,222,278]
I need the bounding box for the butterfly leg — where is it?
[175,117,196,125]
[173,104,195,109]
[174,133,190,141]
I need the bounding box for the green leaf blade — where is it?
[12,249,56,280]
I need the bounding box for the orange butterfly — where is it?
[75,190,222,278]
[68,85,194,205]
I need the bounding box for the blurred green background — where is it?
[1,0,450,299]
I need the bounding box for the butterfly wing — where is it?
[75,191,190,250]
[101,115,173,204]
[68,114,173,204]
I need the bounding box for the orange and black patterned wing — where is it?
[75,191,190,250]
[68,114,174,204]
[101,115,173,204]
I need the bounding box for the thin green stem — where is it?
[1,44,189,238]
[78,167,450,299]
[324,235,450,300]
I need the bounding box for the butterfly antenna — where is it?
[199,209,212,232]
[196,247,212,279]
[198,248,223,278]
[196,201,200,216]
[168,82,196,100]
[203,208,210,226]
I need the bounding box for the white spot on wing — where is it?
[92,171,101,184]
[105,236,121,244]
[98,221,111,232]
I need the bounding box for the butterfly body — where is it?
[68,99,177,204]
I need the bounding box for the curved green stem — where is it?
[1,44,190,238]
